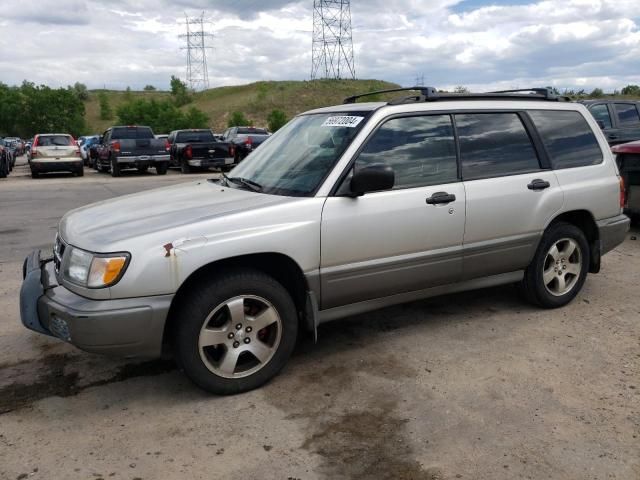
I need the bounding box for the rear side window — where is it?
[237,128,268,135]
[528,110,603,169]
[456,113,540,180]
[589,104,612,129]
[355,114,458,189]
[614,103,640,125]
[36,135,72,146]
[111,127,154,139]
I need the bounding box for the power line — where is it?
[179,12,214,91]
[311,0,356,80]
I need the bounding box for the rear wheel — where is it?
[174,269,298,394]
[0,157,7,178]
[521,222,589,308]
[156,162,168,175]
[181,159,191,174]
[110,157,120,177]
[31,170,39,179]
[76,166,84,177]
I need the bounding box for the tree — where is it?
[227,111,250,127]
[116,98,208,133]
[98,92,113,120]
[170,75,191,106]
[144,85,157,91]
[589,88,604,98]
[72,82,89,101]
[621,84,640,96]
[267,109,287,132]
[453,86,470,94]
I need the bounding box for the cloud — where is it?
[0,0,638,93]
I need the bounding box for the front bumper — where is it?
[597,214,631,255]
[116,154,170,164]
[20,250,173,358]
[188,156,235,168]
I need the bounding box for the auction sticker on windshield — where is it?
[321,116,365,128]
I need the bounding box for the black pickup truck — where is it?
[95,126,170,177]
[168,129,235,173]
[221,127,271,163]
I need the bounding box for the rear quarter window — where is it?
[111,127,155,140]
[528,110,603,169]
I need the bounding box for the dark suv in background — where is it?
[222,127,271,163]
[581,100,640,145]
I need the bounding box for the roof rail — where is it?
[343,86,438,104]
[344,86,570,105]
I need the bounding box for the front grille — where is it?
[53,235,66,274]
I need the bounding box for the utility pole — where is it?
[311,0,356,80]
[180,12,214,91]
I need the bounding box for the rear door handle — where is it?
[527,179,551,191]
[426,192,456,205]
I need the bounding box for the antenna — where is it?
[179,12,214,91]
[311,0,356,80]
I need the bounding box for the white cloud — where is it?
[0,0,637,92]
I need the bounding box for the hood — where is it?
[60,180,299,251]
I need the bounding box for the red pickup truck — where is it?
[612,141,640,216]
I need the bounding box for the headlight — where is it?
[62,246,129,288]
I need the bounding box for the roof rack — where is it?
[343,86,570,105]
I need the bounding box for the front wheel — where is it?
[521,222,589,308]
[174,269,298,395]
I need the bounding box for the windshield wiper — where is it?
[223,174,263,193]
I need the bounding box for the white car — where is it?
[29,134,83,178]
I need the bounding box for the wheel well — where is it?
[548,210,600,273]
[162,253,309,354]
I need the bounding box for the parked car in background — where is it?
[30,134,83,178]
[80,135,100,166]
[155,134,169,141]
[19,87,629,395]
[0,140,10,178]
[3,139,17,169]
[95,126,170,177]
[221,127,271,163]
[168,129,235,173]
[612,140,640,217]
[581,100,640,146]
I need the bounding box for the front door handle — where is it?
[527,179,551,191]
[426,192,456,205]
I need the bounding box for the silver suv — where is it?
[20,87,630,394]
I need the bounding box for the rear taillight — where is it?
[229,145,235,157]
[185,145,193,160]
[75,148,81,157]
[620,176,626,209]
[245,136,253,146]
[31,149,37,158]
[165,140,171,152]
[112,141,121,152]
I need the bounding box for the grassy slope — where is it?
[84,79,399,133]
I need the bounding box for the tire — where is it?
[0,158,7,178]
[156,162,168,175]
[180,159,191,174]
[76,166,84,177]
[174,268,298,395]
[31,170,39,179]
[110,157,120,177]
[521,222,589,308]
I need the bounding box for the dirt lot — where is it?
[1,157,639,480]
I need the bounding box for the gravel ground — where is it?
[1,156,639,480]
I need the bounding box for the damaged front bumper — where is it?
[20,250,173,358]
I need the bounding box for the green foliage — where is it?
[227,111,251,127]
[116,98,208,133]
[124,86,132,101]
[621,84,640,96]
[267,109,287,132]
[72,82,89,101]
[143,85,157,91]
[589,88,604,98]
[98,92,113,120]
[170,75,191,106]
[0,81,85,137]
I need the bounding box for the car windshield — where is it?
[228,112,370,197]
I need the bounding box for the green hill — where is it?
[84,79,400,134]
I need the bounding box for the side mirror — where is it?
[596,120,606,130]
[349,163,395,196]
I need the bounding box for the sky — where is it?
[0,0,638,92]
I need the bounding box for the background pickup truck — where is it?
[168,129,235,173]
[95,126,170,177]
[221,126,271,163]
[612,140,640,217]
